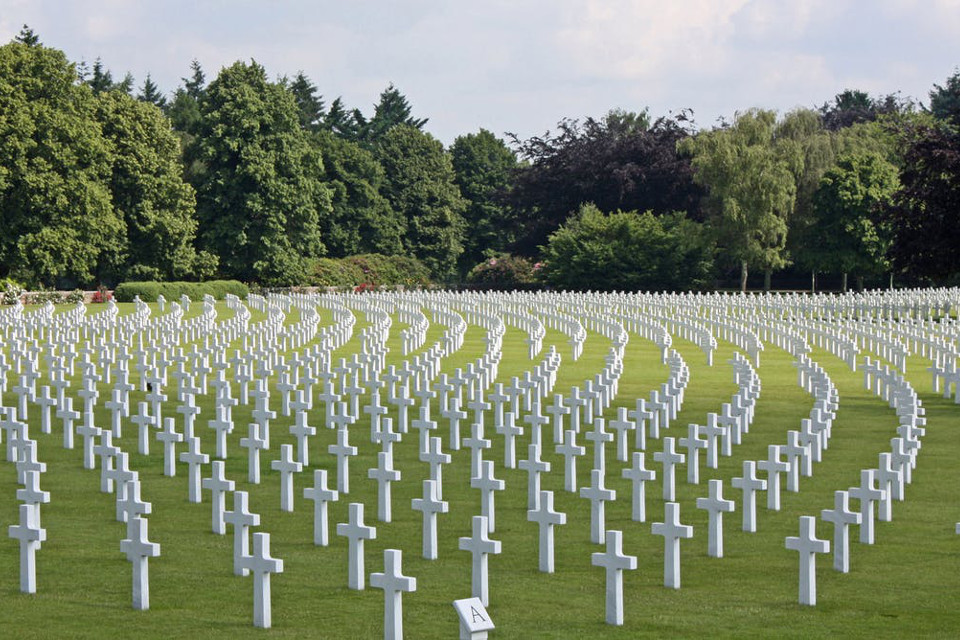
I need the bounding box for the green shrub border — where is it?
[114,280,249,303]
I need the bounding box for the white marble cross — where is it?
[17,469,50,526]
[463,422,491,480]
[117,478,151,532]
[621,451,655,522]
[518,443,550,510]
[76,419,102,470]
[271,443,303,512]
[8,502,45,594]
[329,426,358,494]
[556,429,585,493]
[224,490,261,576]
[875,453,902,522]
[370,549,417,640]
[785,515,830,606]
[654,437,685,502]
[238,532,284,628]
[336,502,377,590]
[591,529,637,625]
[202,460,235,534]
[471,460,505,533]
[156,417,183,477]
[848,469,885,544]
[420,436,450,500]
[651,501,693,589]
[731,460,766,532]
[458,515,502,607]
[580,468,616,544]
[527,489,566,573]
[757,444,789,511]
[696,479,735,558]
[369,451,401,522]
[820,490,860,573]
[239,422,266,484]
[412,478,448,560]
[678,423,707,485]
[303,469,339,546]
[120,516,160,610]
[130,402,155,455]
[180,435,210,503]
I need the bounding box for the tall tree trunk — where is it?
[740,260,748,293]
[811,270,817,293]
[889,272,894,290]
[763,270,772,291]
[857,275,864,291]
[842,272,848,292]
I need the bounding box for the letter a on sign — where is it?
[454,597,495,637]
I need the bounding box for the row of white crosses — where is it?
[0,287,949,634]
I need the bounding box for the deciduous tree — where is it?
[376,126,466,277]
[192,60,330,284]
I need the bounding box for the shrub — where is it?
[466,253,538,286]
[1,278,24,305]
[310,254,432,288]
[540,204,715,292]
[23,289,66,305]
[66,290,86,304]
[114,280,250,302]
[114,282,161,302]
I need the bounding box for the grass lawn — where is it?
[0,295,958,639]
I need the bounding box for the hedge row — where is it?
[113,280,249,303]
[309,254,432,287]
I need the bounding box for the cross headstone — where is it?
[180,435,210,503]
[202,460,235,534]
[471,460,505,533]
[654,437,685,502]
[849,469,885,544]
[156,417,183,477]
[303,469,339,546]
[518,443,551,510]
[651,501,693,589]
[412,478,448,560]
[556,429,585,493]
[820,490,860,573]
[527,489,566,573]
[590,529,637,625]
[370,549,417,640]
[580,467,616,544]
[120,516,160,610]
[678,423,707,485]
[458,515,502,607]
[369,451,401,522]
[336,502,377,590]
[8,503,45,594]
[329,426,358,494]
[731,460,766,533]
[271,443,303,512]
[239,422,266,485]
[622,451,655,522]
[224,490,261,576]
[238,532,284,628]
[696,479,735,558]
[785,515,830,606]
[757,444,789,511]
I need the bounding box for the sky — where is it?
[1,0,958,144]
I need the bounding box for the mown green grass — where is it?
[0,299,958,639]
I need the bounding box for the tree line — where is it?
[1,26,958,292]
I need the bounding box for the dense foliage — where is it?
[1,27,958,292]
[539,204,713,292]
